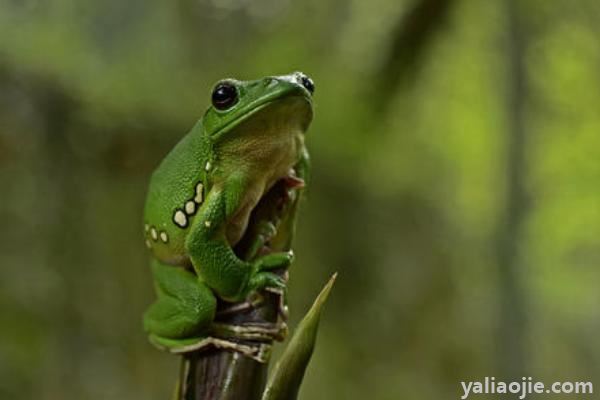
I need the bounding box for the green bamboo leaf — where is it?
[262,273,337,400]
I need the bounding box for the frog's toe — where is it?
[149,334,208,352]
[254,250,294,272]
[149,333,272,362]
[249,271,287,294]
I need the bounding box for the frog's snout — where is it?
[295,72,315,95]
[264,72,315,97]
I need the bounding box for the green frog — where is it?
[142,72,314,360]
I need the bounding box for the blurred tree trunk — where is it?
[496,0,529,378]
[373,0,455,111]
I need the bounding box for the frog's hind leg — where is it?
[143,260,216,341]
[144,261,279,363]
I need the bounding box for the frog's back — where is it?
[143,123,211,265]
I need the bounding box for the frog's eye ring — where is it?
[212,82,238,110]
[300,75,315,94]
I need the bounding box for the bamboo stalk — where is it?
[174,291,282,400]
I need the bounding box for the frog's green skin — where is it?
[142,72,313,353]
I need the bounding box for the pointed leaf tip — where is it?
[262,273,337,400]
[311,273,337,315]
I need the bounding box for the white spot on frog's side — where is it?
[204,220,212,228]
[145,239,152,249]
[185,200,196,215]
[150,227,158,241]
[205,161,211,171]
[194,182,204,204]
[173,180,204,229]
[174,210,188,228]
[160,231,169,243]
[144,224,149,233]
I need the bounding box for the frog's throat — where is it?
[229,166,304,256]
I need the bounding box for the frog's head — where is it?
[202,72,314,188]
[202,72,314,141]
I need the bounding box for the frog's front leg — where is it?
[185,183,293,303]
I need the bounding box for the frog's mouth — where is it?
[211,91,313,141]
[232,167,305,261]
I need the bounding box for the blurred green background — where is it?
[1,0,599,399]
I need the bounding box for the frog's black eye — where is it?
[300,75,315,94]
[212,82,238,110]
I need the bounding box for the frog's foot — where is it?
[247,270,290,321]
[247,251,292,295]
[149,334,272,363]
[216,293,265,318]
[217,284,288,321]
[210,321,288,342]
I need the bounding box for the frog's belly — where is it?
[226,200,255,247]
